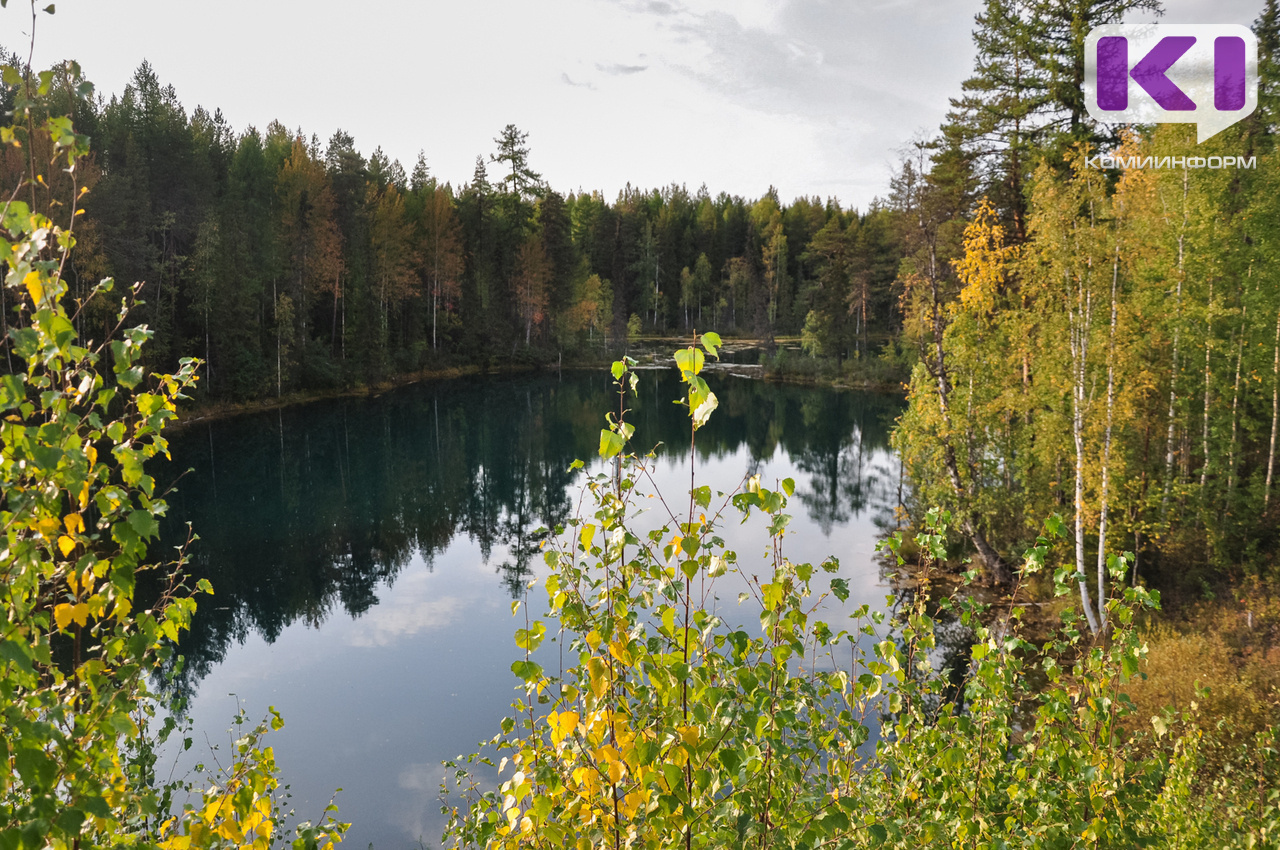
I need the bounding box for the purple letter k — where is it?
[1130,36,1197,110]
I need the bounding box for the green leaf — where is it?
[1121,651,1140,679]
[661,763,684,796]
[611,360,626,380]
[79,796,111,818]
[599,429,625,459]
[700,331,721,357]
[127,509,160,540]
[515,621,547,652]
[54,809,84,835]
[10,328,38,359]
[717,748,741,773]
[0,639,33,673]
[0,374,26,411]
[14,746,57,789]
[48,313,75,349]
[830,578,849,602]
[511,660,543,682]
[116,365,145,389]
[1,199,28,229]
[674,347,704,377]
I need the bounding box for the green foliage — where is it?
[443,343,1279,848]
[0,44,914,399]
[0,21,347,849]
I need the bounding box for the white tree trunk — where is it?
[1070,270,1101,635]
[1200,281,1213,490]
[1267,309,1280,507]
[1096,250,1119,630]
[1162,171,1189,518]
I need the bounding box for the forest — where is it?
[6,0,1278,597]
[0,45,902,401]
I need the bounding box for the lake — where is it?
[154,368,905,849]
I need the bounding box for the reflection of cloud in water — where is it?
[345,572,464,648]
[397,761,451,846]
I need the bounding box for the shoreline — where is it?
[170,342,909,432]
[170,362,514,432]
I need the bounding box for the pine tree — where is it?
[491,124,543,201]
[945,0,1049,240]
[1256,0,1280,136]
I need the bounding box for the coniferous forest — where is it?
[0,48,904,401]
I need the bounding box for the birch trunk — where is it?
[1162,171,1189,518]
[1096,250,1119,632]
[926,238,1011,585]
[1200,281,1213,490]
[1227,306,1244,497]
[1070,270,1101,635]
[1266,309,1280,508]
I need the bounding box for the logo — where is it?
[1085,24,1258,143]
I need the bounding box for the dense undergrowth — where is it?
[441,338,1279,849]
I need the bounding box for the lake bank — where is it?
[171,336,910,433]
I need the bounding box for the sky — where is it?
[12,0,1270,210]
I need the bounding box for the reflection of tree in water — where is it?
[151,372,903,700]
[876,585,977,728]
[788,393,900,535]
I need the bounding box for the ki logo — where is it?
[1085,24,1258,143]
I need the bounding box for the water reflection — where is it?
[156,372,902,700]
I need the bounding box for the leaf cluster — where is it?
[0,20,348,849]
[444,345,1279,848]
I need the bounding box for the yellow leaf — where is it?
[550,710,580,746]
[622,789,646,818]
[58,535,76,557]
[24,271,44,305]
[587,657,609,699]
[53,602,91,632]
[112,597,132,621]
[78,482,90,509]
[608,640,632,666]
[64,513,84,535]
[36,517,61,540]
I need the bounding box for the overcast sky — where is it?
[13,0,1268,210]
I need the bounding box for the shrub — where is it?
[0,36,346,850]
[442,339,1279,849]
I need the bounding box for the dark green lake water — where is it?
[155,369,905,849]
